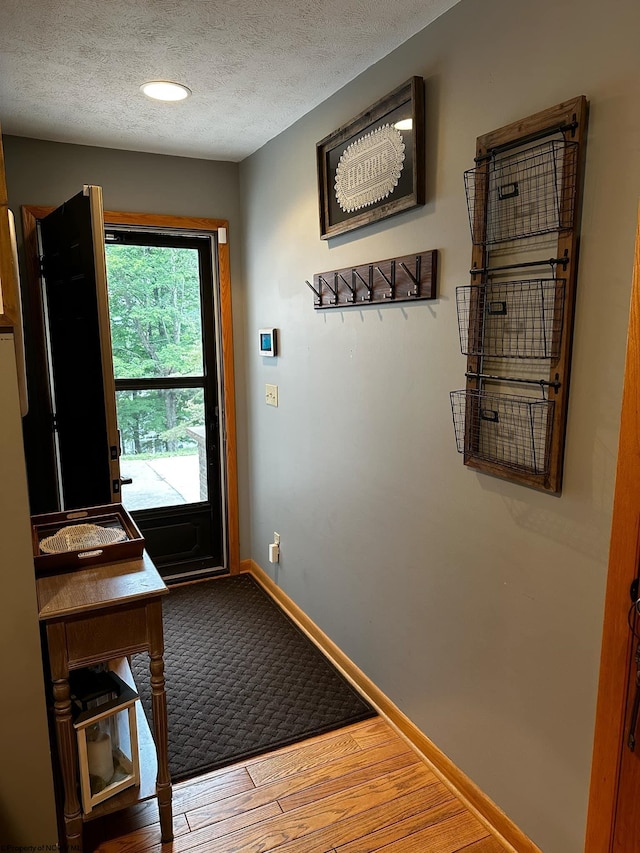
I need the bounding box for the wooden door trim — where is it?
[0,127,20,330]
[585,206,640,850]
[21,205,240,575]
[86,188,121,502]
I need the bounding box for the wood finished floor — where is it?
[86,717,510,853]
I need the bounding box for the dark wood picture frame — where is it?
[316,77,425,240]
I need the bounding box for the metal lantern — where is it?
[72,668,141,814]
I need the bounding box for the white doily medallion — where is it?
[334,124,406,213]
[40,523,127,554]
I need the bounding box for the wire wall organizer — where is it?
[464,138,579,246]
[456,279,565,359]
[450,389,555,476]
[451,96,588,493]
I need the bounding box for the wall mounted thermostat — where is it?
[259,328,278,357]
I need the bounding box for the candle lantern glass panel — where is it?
[72,668,141,814]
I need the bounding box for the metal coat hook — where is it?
[338,272,356,303]
[353,268,373,301]
[399,257,421,297]
[305,280,322,303]
[375,263,395,299]
[319,274,338,303]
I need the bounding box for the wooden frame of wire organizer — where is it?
[451,96,588,493]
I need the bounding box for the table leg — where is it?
[147,600,173,842]
[48,624,83,853]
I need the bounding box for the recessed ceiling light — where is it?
[140,81,191,102]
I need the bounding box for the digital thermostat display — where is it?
[259,328,277,357]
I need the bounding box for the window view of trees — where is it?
[106,244,203,380]
[114,388,205,457]
[105,244,205,459]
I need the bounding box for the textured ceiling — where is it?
[0,0,461,162]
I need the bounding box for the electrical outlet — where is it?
[269,532,281,563]
[265,383,278,407]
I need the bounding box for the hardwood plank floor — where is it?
[86,718,511,853]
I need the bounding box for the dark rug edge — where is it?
[242,573,375,713]
[139,572,378,783]
[171,705,377,783]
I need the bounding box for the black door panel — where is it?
[40,191,113,509]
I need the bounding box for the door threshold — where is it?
[161,565,228,585]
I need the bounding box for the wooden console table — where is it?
[37,552,173,852]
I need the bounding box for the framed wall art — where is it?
[316,76,425,240]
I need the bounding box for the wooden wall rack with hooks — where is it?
[451,96,588,494]
[306,250,437,309]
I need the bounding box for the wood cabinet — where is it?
[0,123,20,330]
[0,122,59,847]
[37,552,174,852]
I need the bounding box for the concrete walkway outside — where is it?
[120,454,202,510]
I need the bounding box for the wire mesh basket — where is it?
[450,389,555,475]
[464,139,579,245]
[455,278,565,359]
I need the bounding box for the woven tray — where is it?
[32,504,144,575]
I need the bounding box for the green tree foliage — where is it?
[105,244,205,455]
[106,244,203,379]
[115,388,205,456]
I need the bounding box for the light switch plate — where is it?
[265,384,278,407]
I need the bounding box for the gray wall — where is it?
[239,0,640,850]
[3,136,251,556]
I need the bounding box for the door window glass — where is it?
[105,244,204,379]
[116,388,207,510]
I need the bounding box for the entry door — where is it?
[104,228,224,577]
[610,213,640,850]
[39,186,120,509]
[587,207,640,850]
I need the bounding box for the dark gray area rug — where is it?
[131,573,375,782]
